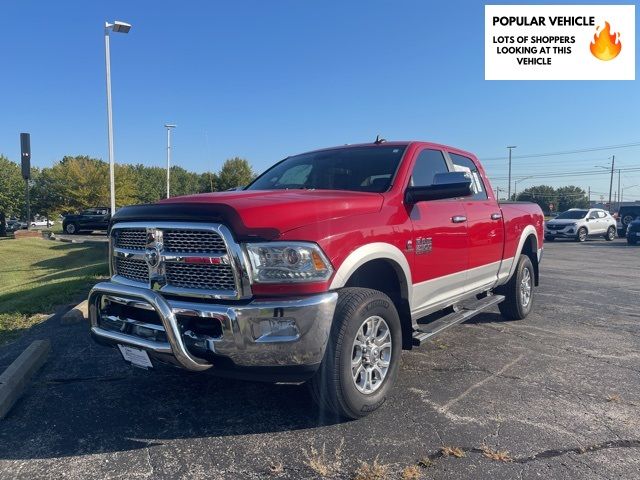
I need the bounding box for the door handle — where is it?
[451,215,467,223]
[491,213,502,220]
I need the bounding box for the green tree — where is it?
[217,157,255,191]
[556,185,589,211]
[516,185,557,214]
[31,168,65,219]
[199,171,219,193]
[0,156,25,235]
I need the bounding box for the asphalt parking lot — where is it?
[0,238,639,479]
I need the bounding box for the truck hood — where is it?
[113,190,384,240]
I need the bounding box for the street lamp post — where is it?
[165,124,177,198]
[104,20,131,213]
[507,146,516,199]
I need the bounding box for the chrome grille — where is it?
[114,229,147,250]
[166,263,236,291]
[111,224,244,298]
[163,230,226,253]
[115,257,149,283]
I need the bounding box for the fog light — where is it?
[252,318,299,341]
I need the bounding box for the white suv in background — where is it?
[545,208,617,242]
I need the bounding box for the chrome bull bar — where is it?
[89,282,212,371]
[89,281,339,372]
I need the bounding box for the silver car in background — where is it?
[545,208,617,242]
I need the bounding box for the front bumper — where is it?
[88,282,338,379]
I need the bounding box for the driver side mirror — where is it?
[405,172,472,204]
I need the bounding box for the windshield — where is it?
[555,210,587,220]
[246,146,407,193]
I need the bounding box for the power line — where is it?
[481,141,640,162]
[490,166,640,181]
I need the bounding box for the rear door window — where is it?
[449,153,488,200]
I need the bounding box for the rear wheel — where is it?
[65,222,78,234]
[605,226,616,241]
[497,255,534,320]
[308,288,402,419]
[577,227,587,242]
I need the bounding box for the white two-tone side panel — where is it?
[410,260,502,319]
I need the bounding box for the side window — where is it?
[449,153,488,200]
[597,211,607,218]
[588,211,598,219]
[410,149,449,187]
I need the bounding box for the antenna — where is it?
[374,135,386,144]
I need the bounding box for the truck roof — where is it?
[299,141,478,160]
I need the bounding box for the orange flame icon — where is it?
[590,21,622,61]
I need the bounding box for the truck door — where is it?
[449,152,504,293]
[408,148,469,316]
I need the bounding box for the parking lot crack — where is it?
[512,439,640,464]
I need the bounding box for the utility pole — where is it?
[608,155,615,211]
[617,168,621,211]
[165,124,176,198]
[588,186,590,205]
[507,146,516,199]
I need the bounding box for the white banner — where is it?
[485,4,635,80]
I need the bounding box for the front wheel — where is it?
[577,227,587,242]
[497,255,534,320]
[605,226,616,241]
[628,237,638,245]
[65,222,78,234]
[308,288,402,419]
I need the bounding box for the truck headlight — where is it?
[244,242,333,283]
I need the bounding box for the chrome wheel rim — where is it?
[351,315,392,394]
[579,229,586,241]
[608,228,615,239]
[520,267,532,307]
[66,224,75,234]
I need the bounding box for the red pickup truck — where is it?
[89,140,544,418]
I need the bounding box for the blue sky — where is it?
[0,0,638,199]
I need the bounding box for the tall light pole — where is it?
[507,146,516,199]
[514,175,533,198]
[165,124,177,198]
[104,20,132,213]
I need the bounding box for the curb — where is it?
[0,339,51,419]
[60,300,88,325]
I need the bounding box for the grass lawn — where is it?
[0,237,109,345]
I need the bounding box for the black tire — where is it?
[496,255,534,320]
[308,288,402,419]
[65,222,78,235]
[576,227,587,242]
[605,226,616,241]
[545,236,555,242]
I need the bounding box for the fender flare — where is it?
[329,242,413,304]
[505,225,540,281]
